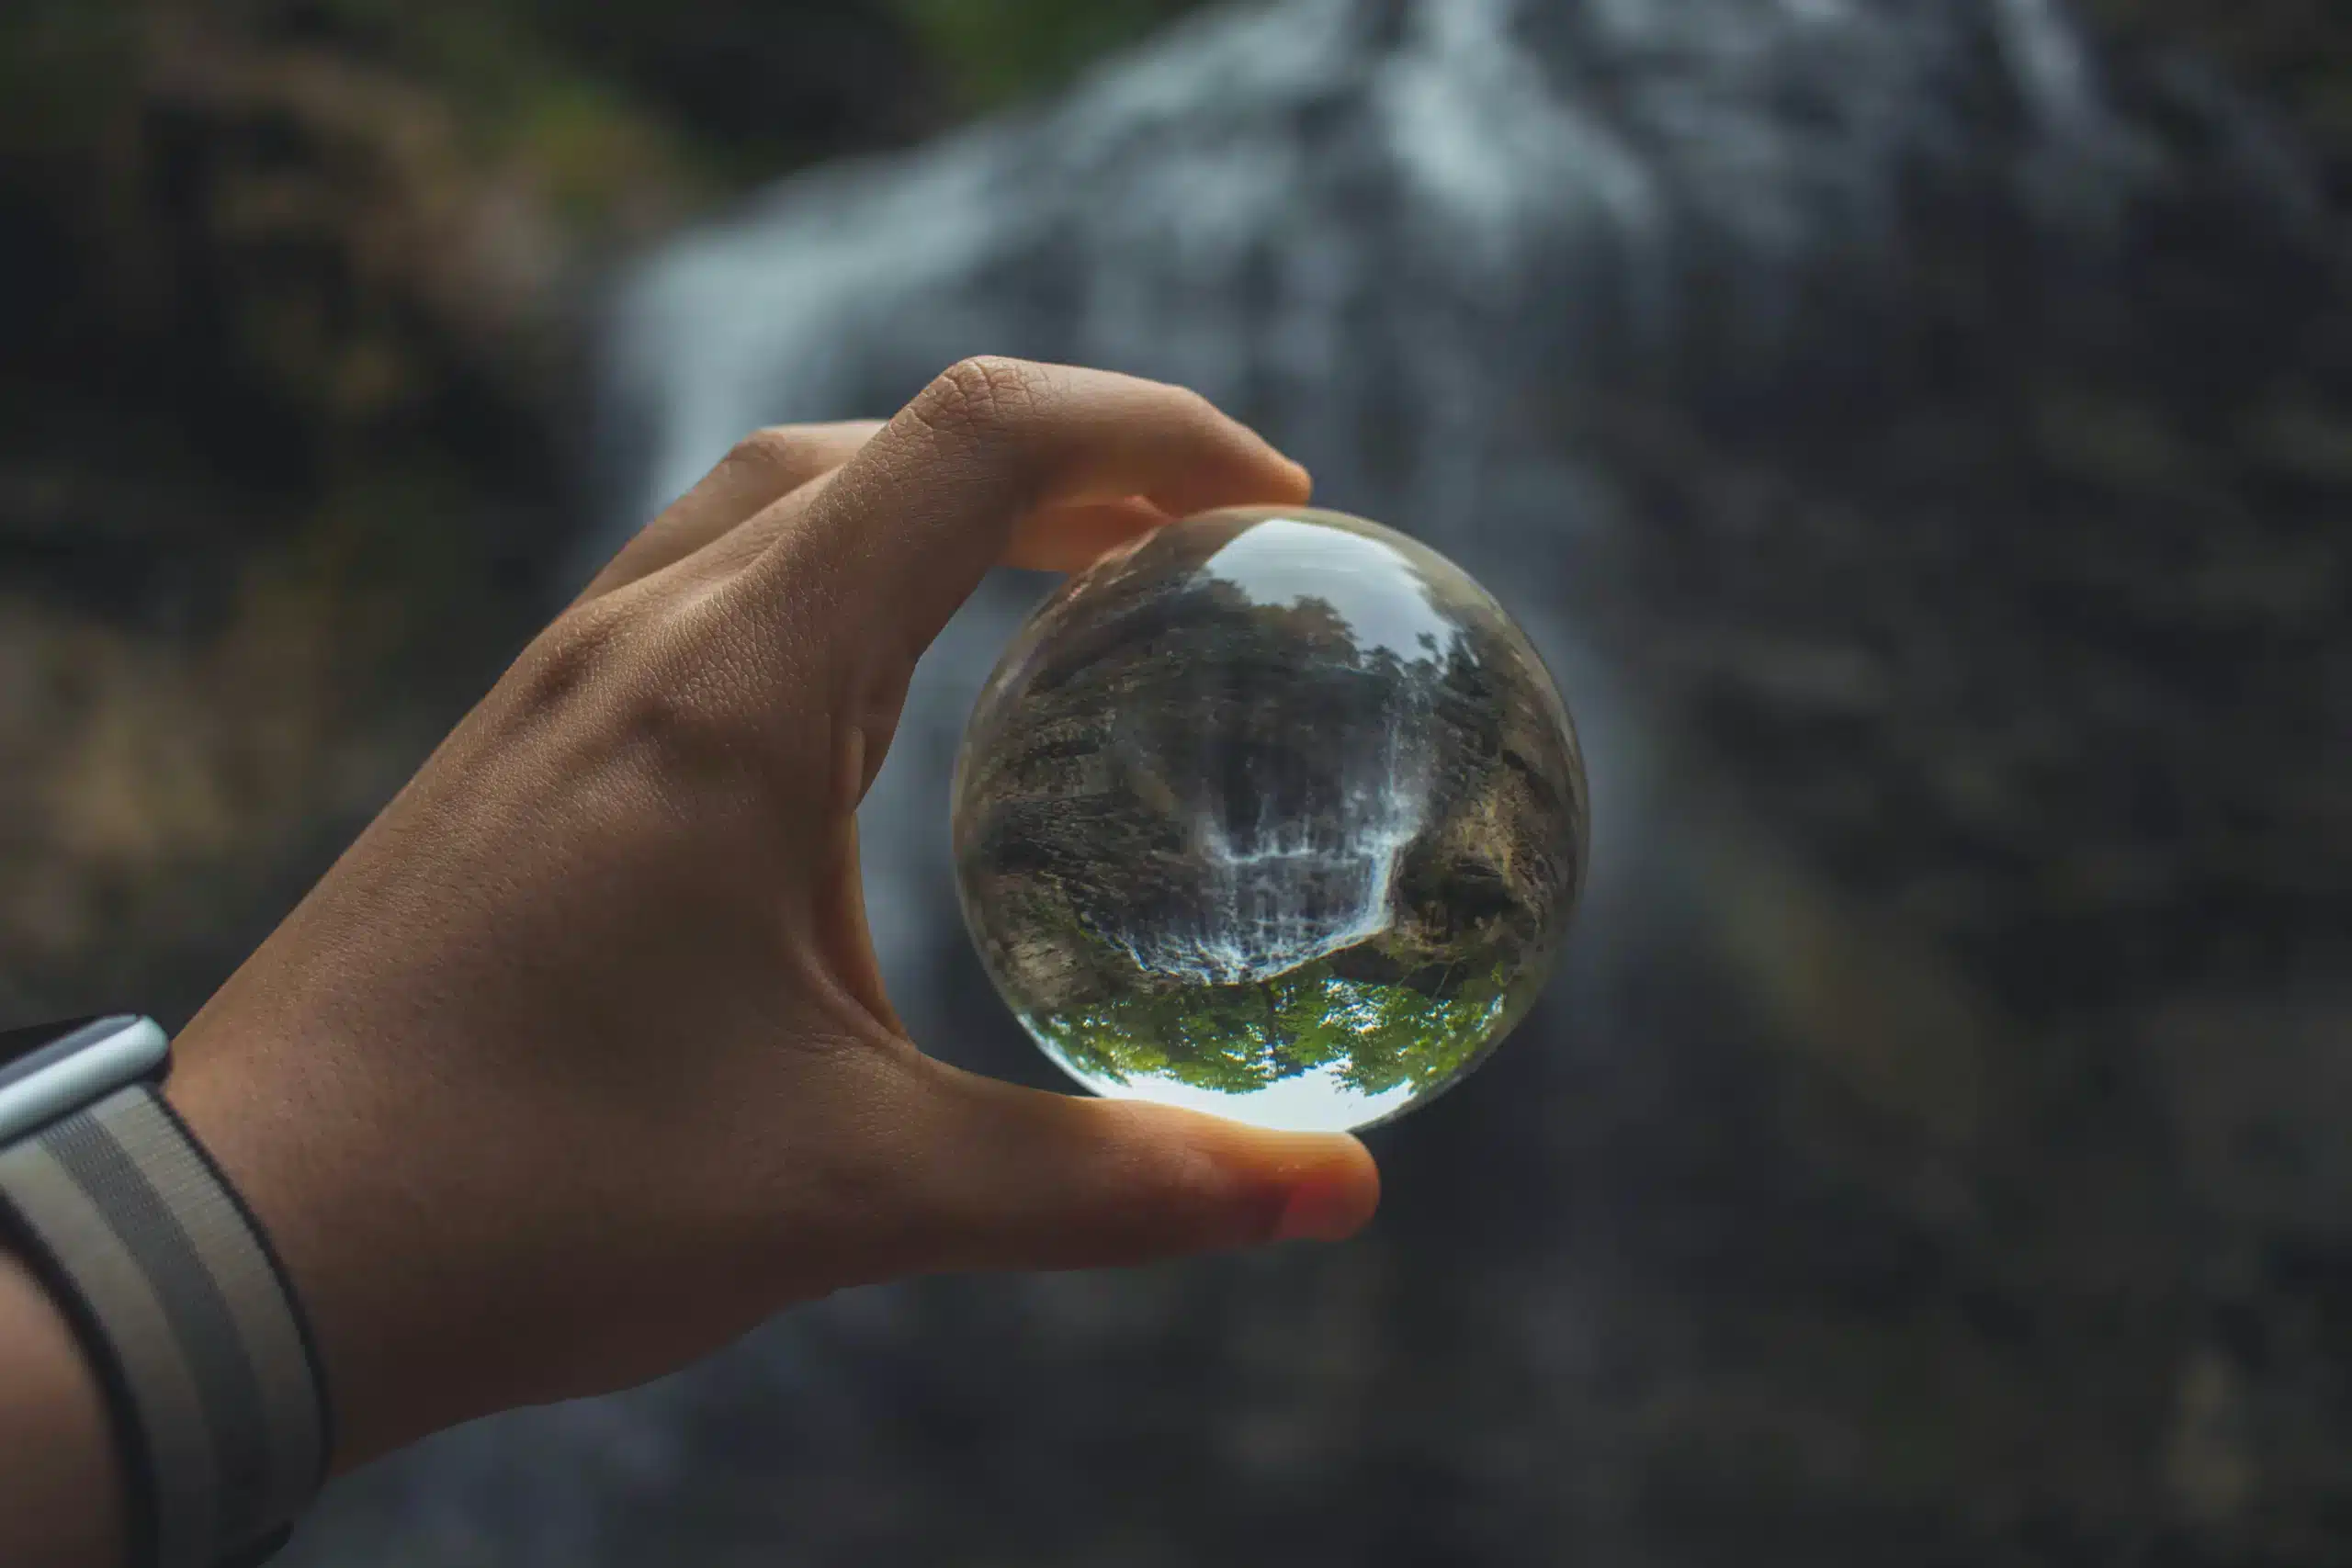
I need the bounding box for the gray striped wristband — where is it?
[0,1084,330,1567]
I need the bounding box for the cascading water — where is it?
[290,2,2347,1563]
[1150,793,1419,985]
[1108,516,1448,987]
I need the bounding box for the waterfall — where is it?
[1123,784,1420,985]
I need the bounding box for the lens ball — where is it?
[953,507,1588,1132]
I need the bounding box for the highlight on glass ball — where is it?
[951,506,1589,1134]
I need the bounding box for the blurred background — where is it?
[3,0,2347,1563]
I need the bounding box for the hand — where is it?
[161,358,1381,1475]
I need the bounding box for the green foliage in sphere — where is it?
[1031,958,1511,1100]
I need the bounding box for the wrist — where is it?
[165,992,529,1474]
[159,1032,387,1474]
[0,1011,330,1566]
[0,1245,128,1567]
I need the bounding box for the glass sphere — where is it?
[951,507,1589,1133]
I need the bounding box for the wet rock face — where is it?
[296,1,2351,1563]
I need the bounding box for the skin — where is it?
[0,359,1381,1568]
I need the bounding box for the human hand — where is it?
[165,359,1381,1473]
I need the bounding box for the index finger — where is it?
[582,421,885,603]
[756,358,1311,660]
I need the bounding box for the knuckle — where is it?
[513,597,773,795]
[510,601,628,722]
[606,622,771,788]
[613,669,738,780]
[1168,382,1221,430]
[724,424,808,475]
[1144,1138,1265,1233]
[910,355,1046,439]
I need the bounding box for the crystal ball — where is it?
[951,507,1589,1133]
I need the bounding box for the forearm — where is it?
[0,1247,125,1568]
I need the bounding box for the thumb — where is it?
[893,1058,1380,1275]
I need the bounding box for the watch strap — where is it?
[0,1083,329,1567]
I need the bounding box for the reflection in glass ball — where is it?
[951,507,1589,1133]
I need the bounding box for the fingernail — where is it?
[1273,1177,1365,1243]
